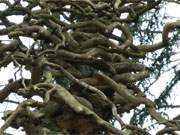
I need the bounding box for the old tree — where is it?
[0,0,180,134]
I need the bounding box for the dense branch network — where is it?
[0,0,180,134]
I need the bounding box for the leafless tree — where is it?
[0,0,180,134]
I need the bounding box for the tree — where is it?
[0,0,180,134]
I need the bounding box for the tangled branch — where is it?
[0,0,180,134]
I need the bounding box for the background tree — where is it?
[0,0,180,134]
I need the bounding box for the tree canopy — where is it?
[0,0,180,134]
